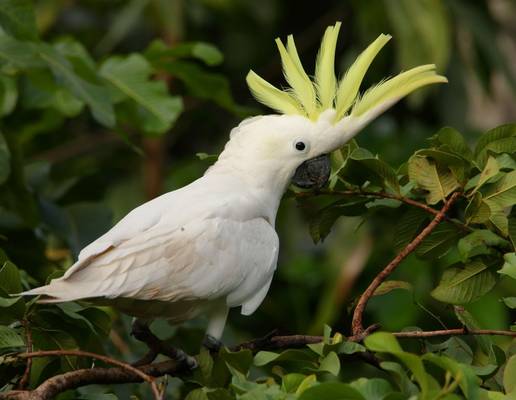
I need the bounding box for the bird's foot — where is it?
[130,320,197,369]
[202,334,223,353]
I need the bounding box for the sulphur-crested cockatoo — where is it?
[22,23,446,357]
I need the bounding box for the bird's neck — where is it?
[205,157,292,224]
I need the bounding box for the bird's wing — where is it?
[25,215,278,313]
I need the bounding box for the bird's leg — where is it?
[131,318,197,369]
[202,305,228,353]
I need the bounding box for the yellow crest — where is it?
[246,22,447,121]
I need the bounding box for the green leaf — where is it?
[308,197,368,243]
[281,373,307,393]
[0,0,38,40]
[504,355,516,393]
[36,43,115,127]
[422,353,480,399]
[503,297,516,308]
[219,347,253,377]
[100,54,183,134]
[340,148,400,193]
[373,280,413,297]
[0,74,17,116]
[0,260,22,293]
[0,325,24,349]
[146,39,224,66]
[457,229,510,261]
[408,155,460,204]
[429,127,473,160]
[431,260,497,304]
[483,170,516,209]
[509,217,516,249]
[0,35,44,69]
[365,333,429,397]
[0,132,10,185]
[337,341,366,355]
[350,378,394,400]
[416,223,462,259]
[394,207,428,251]
[464,193,491,225]
[254,349,317,367]
[318,351,340,375]
[158,60,251,116]
[471,156,500,194]
[298,382,365,400]
[474,124,516,168]
[498,252,516,280]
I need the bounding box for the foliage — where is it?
[0,1,515,400]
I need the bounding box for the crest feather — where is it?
[334,34,391,120]
[246,70,303,115]
[276,38,317,118]
[314,22,341,110]
[351,64,448,116]
[246,23,447,122]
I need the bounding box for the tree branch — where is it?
[392,328,516,338]
[296,189,470,232]
[12,350,162,400]
[350,191,462,340]
[17,320,32,390]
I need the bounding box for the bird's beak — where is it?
[291,154,331,189]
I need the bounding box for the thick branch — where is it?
[17,320,32,390]
[13,350,162,400]
[350,191,462,339]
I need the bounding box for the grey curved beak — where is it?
[291,154,331,190]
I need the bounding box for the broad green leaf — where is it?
[0,296,20,307]
[340,148,400,193]
[146,39,224,66]
[503,297,516,308]
[0,325,24,349]
[509,217,516,249]
[281,373,306,393]
[431,260,497,304]
[295,374,317,396]
[504,355,516,393]
[365,333,429,397]
[498,252,516,280]
[475,124,516,168]
[254,349,317,367]
[219,347,253,377]
[0,260,22,293]
[416,223,462,259]
[408,155,459,204]
[36,43,115,127]
[0,35,44,69]
[337,341,366,355]
[298,382,365,400]
[394,207,428,251]
[471,156,499,194]
[0,0,38,40]
[318,351,340,375]
[429,127,473,160]
[373,280,413,297]
[380,361,419,396]
[0,74,17,116]
[464,193,491,225]
[350,378,394,400]
[416,148,469,183]
[21,69,84,116]
[496,153,516,170]
[161,60,251,116]
[457,229,510,261]
[100,54,183,134]
[486,201,509,235]
[0,132,10,185]
[422,353,480,399]
[483,170,516,208]
[308,197,368,243]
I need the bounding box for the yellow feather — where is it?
[314,22,341,110]
[351,64,447,116]
[246,70,303,115]
[334,34,391,120]
[276,38,317,118]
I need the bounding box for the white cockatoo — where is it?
[22,23,446,360]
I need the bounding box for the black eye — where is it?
[295,141,306,151]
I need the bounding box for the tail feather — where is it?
[19,280,97,303]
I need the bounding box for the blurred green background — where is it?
[1,0,515,387]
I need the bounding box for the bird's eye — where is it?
[294,141,308,152]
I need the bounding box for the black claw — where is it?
[203,334,223,353]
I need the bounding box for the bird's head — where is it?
[216,22,447,192]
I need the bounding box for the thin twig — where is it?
[17,320,32,390]
[296,189,470,232]
[392,328,516,338]
[350,191,462,340]
[15,350,162,400]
